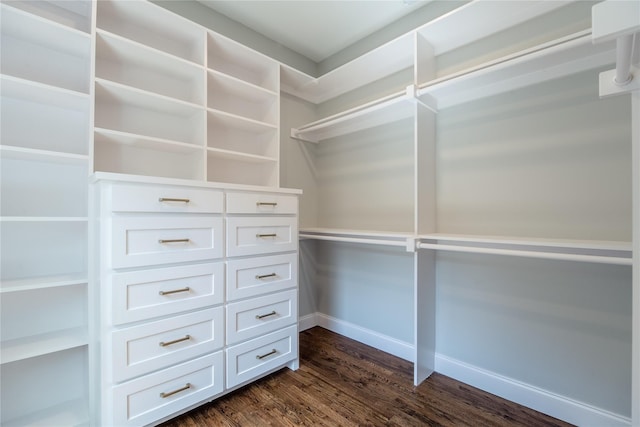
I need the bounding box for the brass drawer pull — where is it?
[159,335,191,347]
[255,310,277,320]
[160,383,191,398]
[256,233,277,238]
[255,273,277,280]
[159,197,190,203]
[158,238,190,244]
[256,202,277,206]
[159,287,190,296]
[256,349,277,360]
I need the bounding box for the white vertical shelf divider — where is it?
[413,32,437,386]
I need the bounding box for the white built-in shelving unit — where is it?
[0,1,93,425]
[93,0,281,187]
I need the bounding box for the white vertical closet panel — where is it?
[414,32,437,385]
[632,89,639,427]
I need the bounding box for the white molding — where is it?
[300,312,631,426]
[313,313,414,362]
[434,354,631,427]
[298,313,318,332]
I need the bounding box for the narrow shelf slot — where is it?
[96,0,205,65]
[0,348,88,426]
[207,71,278,126]
[96,30,206,106]
[1,75,90,156]
[3,0,92,33]
[94,79,205,147]
[0,4,91,93]
[0,327,88,364]
[207,152,278,187]
[208,32,279,92]
[1,274,88,294]
[208,110,278,159]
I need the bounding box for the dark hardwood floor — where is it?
[160,327,573,426]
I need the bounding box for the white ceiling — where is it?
[198,0,431,62]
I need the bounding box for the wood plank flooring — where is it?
[160,327,573,426]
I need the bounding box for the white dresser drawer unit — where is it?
[226,253,297,301]
[112,263,224,325]
[111,352,224,427]
[226,192,298,215]
[226,325,298,389]
[226,216,297,257]
[112,307,224,382]
[226,289,297,345]
[111,183,223,214]
[112,216,223,268]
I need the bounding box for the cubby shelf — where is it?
[0,274,88,294]
[1,327,88,365]
[1,397,88,427]
[3,0,93,33]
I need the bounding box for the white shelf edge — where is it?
[418,233,632,266]
[0,145,88,164]
[0,327,88,365]
[91,171,303,194]
[0,217,88,222]
[0,274,88,294]
[207,68,278,97]
[0,74,91,101]
[419,233,632,252]
[94,77,205,112]
[206,147,278,164]
[291,89,412,143]
[207,108,278,130]
[94,127,203,154]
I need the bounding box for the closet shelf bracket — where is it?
[592,0,640,97]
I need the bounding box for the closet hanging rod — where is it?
[299,233,407,247]
[416,30,593,93]
[614,34,636,86]
[417,242,632,266]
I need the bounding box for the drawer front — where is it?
[226,289,297,345]
[226,216,297,257]
[112,263,224,325]
[227,253,297,301]
[226,325,298,389]
[226,192,298,215]
[111,183,223,213]
[112,216,223,269]
[112,307,224,382]
[111,352,223,427]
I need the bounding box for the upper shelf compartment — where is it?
[418,31,616,109]
[96,0,205,66]
[208,32,279,93]
[281,0,572,104]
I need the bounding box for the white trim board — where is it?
[299,313,631,427]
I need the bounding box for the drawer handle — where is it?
[255,273,277,280]
[256,233,277,239]
[160,383,192,398]
[158,238,190,244]
[159,197,190,203]
[159,287,190,296]
[256,202,277,206]
[255,310,277,320]
[159,335,191,347]
[256,349,277,360]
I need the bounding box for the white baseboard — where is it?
[299,312,631,427]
